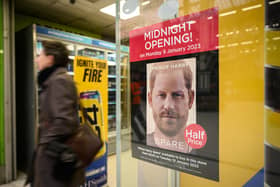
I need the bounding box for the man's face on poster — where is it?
[148,70,194,137]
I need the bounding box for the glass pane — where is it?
[107,52,130,132]
[120,54,129,130]
[77,45,105,59]
[119,1,173,187]
[264,0,280,186]
[107,52,117,135]
[66,43,75,73]
[118,0,265,187]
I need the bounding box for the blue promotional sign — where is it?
[83,146,108,187]
[36,25,129,53]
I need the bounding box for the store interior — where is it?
[1,0,278,186]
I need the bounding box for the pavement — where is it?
[0,172,29,187]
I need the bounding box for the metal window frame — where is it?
[3,0,16,182]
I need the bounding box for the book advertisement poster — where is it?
[130,8,219,181]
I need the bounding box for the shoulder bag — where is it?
[66,105,103,167]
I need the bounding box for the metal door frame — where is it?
[3,0,16,182]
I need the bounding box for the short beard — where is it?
[157,120,179,137]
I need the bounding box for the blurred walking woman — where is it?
[31,41,85,187]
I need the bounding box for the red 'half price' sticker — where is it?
[184,124,207,149]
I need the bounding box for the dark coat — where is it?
[34,67,85,187]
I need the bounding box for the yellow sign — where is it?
[74,56,108,159]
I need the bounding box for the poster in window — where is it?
[130,8,219,181]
